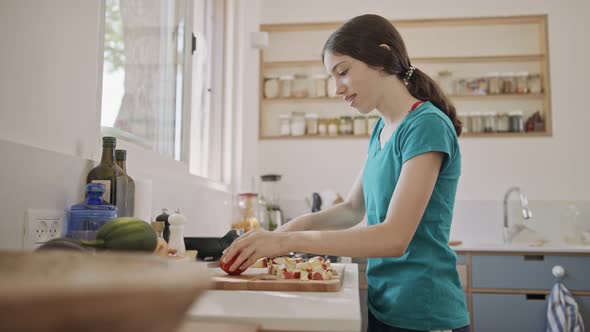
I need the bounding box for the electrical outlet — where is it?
[23,209,65,250]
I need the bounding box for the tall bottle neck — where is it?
[116,159,127,172]
[100,146,115,165]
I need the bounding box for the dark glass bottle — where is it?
[115,149,135,217]
[156,208,170,242]
[86,137,126,208]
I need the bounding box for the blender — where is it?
[259,174,283,231]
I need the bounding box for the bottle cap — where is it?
[169,209,187,225]
[115,149,127,160]
[102,136,116,147]
[86,183,106,193]
[261,174,282,182]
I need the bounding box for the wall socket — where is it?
[23,209,65,250]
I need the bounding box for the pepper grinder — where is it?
[168,208,186,256]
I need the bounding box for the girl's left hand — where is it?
[221,229,292,272]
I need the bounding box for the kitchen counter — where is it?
[186,263,361,332]
[452,242,590,255]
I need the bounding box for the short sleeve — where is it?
[399,113,455,165]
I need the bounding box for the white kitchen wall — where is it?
[246,0,590,243]
[0,0,233,250]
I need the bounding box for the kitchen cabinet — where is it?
[458,250,590,332]
[258,15,552,140]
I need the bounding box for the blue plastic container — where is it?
[67,183,117,240]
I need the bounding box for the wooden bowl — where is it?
[0,250,212,332]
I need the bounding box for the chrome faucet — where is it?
[503,186,533,244]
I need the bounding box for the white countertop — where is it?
[187,263,361,332]
[452,242,590,254]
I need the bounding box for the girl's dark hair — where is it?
[322,14,462,136]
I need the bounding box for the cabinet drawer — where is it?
[471,255,590,290]
[473,293,547,332]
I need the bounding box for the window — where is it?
[101,0,193,161]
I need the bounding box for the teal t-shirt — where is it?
[362,101,469,331]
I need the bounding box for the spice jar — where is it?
[528,74,542,94]
[496,113,510,132]
[311,74,328,98]
[515,71,529,94]
[264,75,280,99]
[436,70,454,95]
[353,116,367,136]
[509,110,524,132]
[279,75,294,98]
[327,76,337,98]
[290,111,306,136]
[487,72,501,94]
[328,118,339,136]
[501,72,516,94]
[339,116,353,135]
[305,113,319,135]
[483,112,497,133]
[318,118,329,136]
[470,112,483,133]
[292,74,309,98]
[279,114,291,136]
[458,113,470,134]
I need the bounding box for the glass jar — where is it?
[318,118,329,136]
[509,110,524,132]
[279,114,290,136]
[528,74,542,94]
[279,75,294,98]
[470,112,484,133]
[328,118,339,136]
[327,76,337,98]
[232,193,261,233]
[290,111,306,136]
[496,113,510,132]
[458,113,470,134]
[292,74,309,98]
[515,71,529,94]
[436,70,454,95]
[487,72,501,94]
[311,74,328,98]
[263,75,280,99]
[501,72,516,94]
[353,116,367,136]
[455,78,467,95]
[367,115,380,135]
[305,113,319,135]
[339,116,353,135]
[483,112,497,132]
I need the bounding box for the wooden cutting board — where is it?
[211,265,345,292]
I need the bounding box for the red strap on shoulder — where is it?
[409,101,424,113]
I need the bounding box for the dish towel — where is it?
[547,282,585,332]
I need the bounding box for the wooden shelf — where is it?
[261,94,545,104]
[263,55,545,69]
[260,132,549,140]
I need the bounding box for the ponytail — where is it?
[405,68,462,136]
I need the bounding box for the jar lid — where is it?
[515,71,529,76]
[294,73,307,78]
[340,116,353,120]
[509,110,524,116]
[279,114,291,119]
[305,113,319,119]
[279,75,295,80]
[470,112,482,116]
[353,115,366,119]
[486,72,500,77]
[264,74,279,79]
[367,115,380,119]
[238,192,258,197]
[313,74,328,79]
[502,72,515,76]
[291,111,305,117]
[459,113,470,117]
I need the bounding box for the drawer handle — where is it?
[524,255,544,261]
[526,294,547,301]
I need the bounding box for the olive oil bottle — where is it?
[86,137,127,214]
[115,149,135,217]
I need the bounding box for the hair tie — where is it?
[403,65,416,86]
